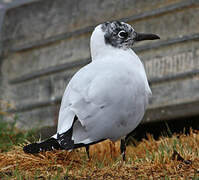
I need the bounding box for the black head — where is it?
[101,21,160,49]
[101,21,135,49]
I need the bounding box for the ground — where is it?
[0,117,199,179]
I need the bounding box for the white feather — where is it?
[53,24,151,145]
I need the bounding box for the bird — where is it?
[23,21,160,160]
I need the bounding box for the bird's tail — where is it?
[23,138,62,154]
[23,116,85,154]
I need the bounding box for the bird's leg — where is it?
[85,145,90,159]
[120,138,126,161]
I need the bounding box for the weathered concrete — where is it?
[1,0,199,129]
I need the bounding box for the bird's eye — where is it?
[118,30,128,38]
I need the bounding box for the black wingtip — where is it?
[23,143,40,154]
[23,138,62,154]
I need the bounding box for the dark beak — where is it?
[134,32,160,41]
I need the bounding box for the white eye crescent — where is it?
[118,30,128,38]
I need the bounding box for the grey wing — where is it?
[53,64,101,144]
[56,70,147,145]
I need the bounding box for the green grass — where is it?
[0,115,36,152]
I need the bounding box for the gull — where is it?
[23,21,160,160]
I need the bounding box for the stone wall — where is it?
[0,0,199,128]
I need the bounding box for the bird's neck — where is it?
[91,44,118,61]
[90,25,119,61]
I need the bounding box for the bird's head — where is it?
[102,21,160,49]
[90,21,160,59]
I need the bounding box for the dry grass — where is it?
[1,129,199,179]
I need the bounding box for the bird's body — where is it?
[55,47,151,145]
[23,21,159,159]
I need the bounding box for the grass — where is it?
[0,115,36,152]
[0,115,199,179]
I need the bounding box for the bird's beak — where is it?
[134,32,160,41]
